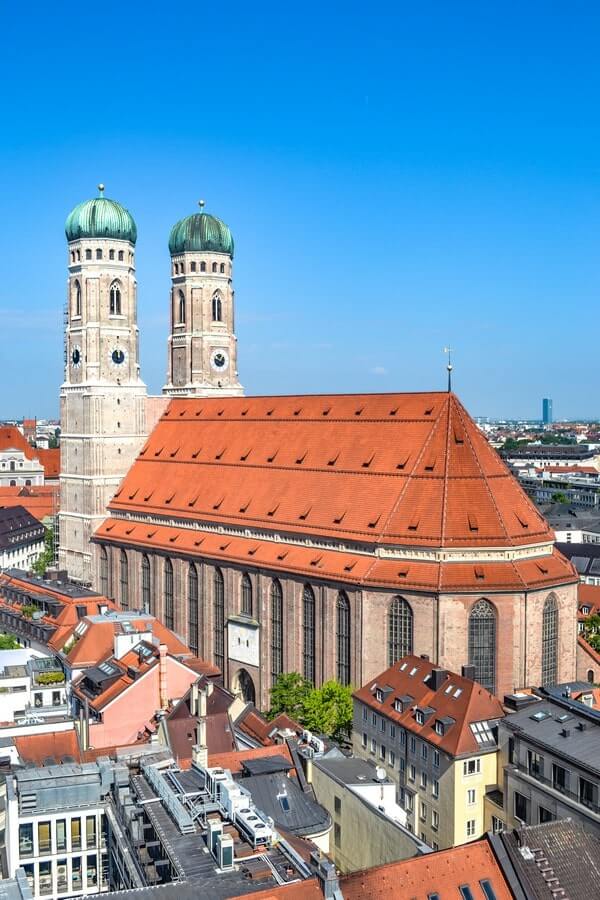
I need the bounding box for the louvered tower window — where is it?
[109,282,121,315]
[241,573,253,616]
[541,595,558,685]
[120,550,129,610]
[178,290,185,324]
[214,568,225,671]
[164,558,174,630]
[468,598,496,694]
[99,546,109,597]
[336,591,351,685]
[303,584,316,683]
[388,597,413,666]
[271,579,283,686]
[212,293,222,321]
[188,564,199,656]
[141,554,151,614]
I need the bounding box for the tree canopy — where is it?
[269,672,353,742]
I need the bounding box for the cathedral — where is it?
[59,187,578,707]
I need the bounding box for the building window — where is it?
[212,293,222,321]
[468,598,496,693]
[579,776,596,809]
[141,553,151,613]
[270,578,283,685]
[212,262,218,273]
[220,263,225,273]
[588,669,595,684]
[214,567,225,671]
[201,261,206,272]
[388,596,413,665]
[433,779,439,797]
[491,815,504,834]
[19,823,33,857]
[164,558,174,630]
[303,583,316,683]
[463,758,481,776]
[552,763,569,794]
[336,590,351,685]
[96,248,102,260]
[432,809,439,831]
[334,822,341,847]
[120,550,129,610]
[241,573,253,616]
[99,546,108,596]
[86,249,92,260]
[178,290,186,324]
[188,563,199,656]
[191,261,197,272]
[538,806,554,824]
[56,820,66,852]
[541,594,558,685]
[466,819,476,837]
[467,788,476,805]
[74,280,82,316]
[109,249,115,260]
[118,250,124,261]
[514,791,529,823]
[527,749,544,779]
[109,281,122,315]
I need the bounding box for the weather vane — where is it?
[444,346,454,392]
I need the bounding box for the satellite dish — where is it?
[375,766,386,782]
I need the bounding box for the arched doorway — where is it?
[233,668,256,705]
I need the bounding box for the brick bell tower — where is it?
[59,185,147,584]
[163,201,243,396]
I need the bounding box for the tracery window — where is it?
[388,597,413,666]
[541,595,558,685]
[109,282,121,315]
[468,599,496,693]
[212,293,222,322]
[214,568,225,671]
[336,591,351,685]
[303,584,316,683]
[141,554,151,613]
[270,579,283,685]
[164,558,174,630]
[120,550,129,610]
[241,573,253,616]
[99,547,109,597]
[74,281,81,317]
[178,290,186,324]
[188,563,199,656]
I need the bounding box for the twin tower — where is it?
[58,186,243,584]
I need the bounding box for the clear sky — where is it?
[1,2,599,420]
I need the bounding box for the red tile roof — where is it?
[341,838,512,898]
[208,743,295,774]
[14,730,81,765]
[57,614,190,668]
[578,583,600,619]
[0,485,58,521]
[0,426,36,458]
[36,448,60,480]
[353,654,504,757]
[228,881,322,900]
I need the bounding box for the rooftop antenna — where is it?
[444,346,454,392]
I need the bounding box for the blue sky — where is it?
[2,2,600,420]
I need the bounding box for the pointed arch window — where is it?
[120,550,129,610]
[468,598,496,693]
[164,558,174,630]
[201,261,206,272]
[270,579,283,686]
[541,595,558,685]
[220,263,225,273]
[141,554,151,614]
[212,293,222,322]
[99,546,109,597]
[241,573,253,616]
[336,591,351,685]
[74,280,82,317]
[214,567,225,671]
[178,290,186,324]
[110,282,122,315]
[212,262,218,273]
[388,597,413,666]
[188,563,199,656]
[303,584,316,683]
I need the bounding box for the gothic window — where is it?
[303,584,316,683]
[74,281,81,316]
[96,249,102,260]
[241,573,253,616]
[178,290,186,324]
[99,547,108,597]
[70,252,75,263]
[336,591,351,685]
[188,563,199,656]
[220,263,225,273]
[120,550,129,610]
[270,579,283,686]
[212,294,222,322]
[141,554,151,613]
[541,595,558,685]
[164,558,174,630]
[180,262,185,274]
[109,249,115,260]
[109,282,122,315]
[468,599,496,694]
[118,250,124,261]
[588,669,595,684]
[388,597,413,666]
[191,261,197,272]
[212,262,218,273]
[76,249,81,261]
[214,568,225,671]
[86,249,92,260]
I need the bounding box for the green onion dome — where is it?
[168,201,234,257]
[65,184,137,244]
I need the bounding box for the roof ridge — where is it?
[439,394,453,575]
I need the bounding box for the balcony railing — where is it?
[507,764,600,815]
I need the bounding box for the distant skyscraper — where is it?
[542,398,553,425]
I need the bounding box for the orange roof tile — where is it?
[0,485,58,521]
[15,730,81,765]
[0,426,36,459]
[227,880,322,900]
[36,447,60,479]
[208,743,295,774]
[57,614,190,666]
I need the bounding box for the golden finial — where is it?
[198,199,206,210]
[97,183,105,196]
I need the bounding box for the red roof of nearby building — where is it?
[0,426,36,458]
[578,583,600,619]
[36,447,60,480]
[340,838,512,899]
[14,730,81,766]
[353,654,505,758]
[228,881,322,900]
[0,485,58,521]
[208,743,295,774]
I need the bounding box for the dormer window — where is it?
[375,688,384,703]
[435,720,444,736]
[409,666,417,676]
[415,710,424,725]
[582,606,590,615]
[394,699,403,713]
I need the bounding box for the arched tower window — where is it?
[188,563,199,656]
[212,262,217,273]
[468,599,497,694]
[388,597,413,666]
[86,249,92,260]
[164,558,174,630]
[541,595,558,685]
[336,591,351,685]
[120,550,129,610]
[241,573,253,616]
[270,579,283,686]
[220,263,225,273]
[214,568,225,671]
[588,669,595,684]
[178,290,186,325]
[74,280,81,317]
[99,546,109,597]
[212,293,222,322]
[201,261,206,272]
[109,249,115,261]
[110,282,121,315]
[141,554,151,614]
[303,584,316,683]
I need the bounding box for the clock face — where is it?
[110,347,127,366]
[71,346,81,368]
[211,349,229,371]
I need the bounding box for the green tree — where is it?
[0,634,21,650]
[268,672,312,720]
[551,492,568,504]
[32,526,55,575]
[302,680,354,742]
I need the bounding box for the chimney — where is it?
[461,664,476,682]
[191,680,199,717]
[159,644,168,709]
[430,668,448,691]
[192,684,208,769]
[310,851,340,899]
